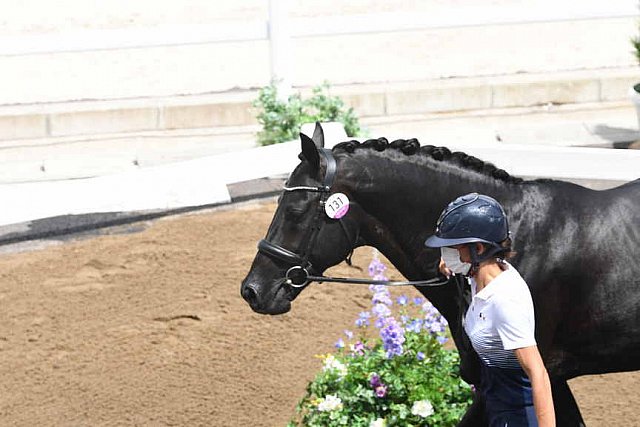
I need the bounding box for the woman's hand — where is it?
[439,257,453,278]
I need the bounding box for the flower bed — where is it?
[288,253,473,427]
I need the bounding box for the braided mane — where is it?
[333,138,523,184]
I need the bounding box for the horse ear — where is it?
[311,121,325,148]
[300,133,320,170]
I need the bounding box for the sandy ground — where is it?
[0,200,638,426]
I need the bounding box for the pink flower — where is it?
[375,384,388,398]
[370,374,388,398]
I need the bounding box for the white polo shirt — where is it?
[463,263,537,370]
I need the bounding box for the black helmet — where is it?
[425,193,509,249]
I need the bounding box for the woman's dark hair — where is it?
[478,238,516,263]
[496,237,517,261]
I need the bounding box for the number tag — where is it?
[325,193,350,219]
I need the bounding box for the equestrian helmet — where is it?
[425,193,509,248]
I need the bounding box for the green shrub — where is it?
[632,35,640,66]
[253,82,364,146]
[287,256,473,427]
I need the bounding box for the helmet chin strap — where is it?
[468,243,504,276]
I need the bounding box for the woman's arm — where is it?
[514,345,556,427]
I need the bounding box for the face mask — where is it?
[441,247,471,276]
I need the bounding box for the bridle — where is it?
[257,147,450,289]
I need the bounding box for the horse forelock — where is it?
[332,138,523,185]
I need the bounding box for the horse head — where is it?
[240,124,483,315]
[241,123,367,314]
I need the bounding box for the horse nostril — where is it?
[241,283,259,305]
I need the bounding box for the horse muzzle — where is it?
[240,276,294,315]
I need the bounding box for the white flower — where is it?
[369,418,386,427]
[322,354,348,377]
[411,399,435,418]
[317,394,343,412]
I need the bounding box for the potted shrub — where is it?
[253,82,364,146]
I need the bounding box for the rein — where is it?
[257,147,450,289]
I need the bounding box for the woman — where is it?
[425,193,555,427]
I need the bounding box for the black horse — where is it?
[240,124,640,426]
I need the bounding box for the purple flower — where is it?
[423,312,448,337]
[335,338,345,349]
[372,303,391,319]
[400,315,410,324]
[437,335,448,345]
[368,258,388,279]
[406,319,423,333]
[370,374,388,398]
[416,351,425,361]
[369,284,388,294]
[352,341,365,355]
[370,374,381,387]
[375,384,388,398]
[368,264,376,277]
[372,291,393,307]
[412,297,425,306]
[429,322,443,334]
[374,317,385,329]
[423,316,434,329]
[355,311,371,328]
[396,295,408,306]
[344,329,354,340]
[379,317,405,358]
[422,301,435,314]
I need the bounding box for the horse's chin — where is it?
[250,282,295,315]
[253,299,292,315]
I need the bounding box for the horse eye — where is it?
[284,206,306,221]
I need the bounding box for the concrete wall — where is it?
[0,68,637,143]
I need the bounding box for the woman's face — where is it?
[453,243,484,263]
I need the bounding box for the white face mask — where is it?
[441,247,471,276]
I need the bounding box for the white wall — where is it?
[0,0,636,104]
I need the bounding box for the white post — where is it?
[268,0,293,101]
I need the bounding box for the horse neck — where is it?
[355,155,512,260]
[348,153,520,318]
